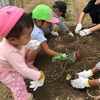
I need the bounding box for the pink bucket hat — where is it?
[0,6,24,37]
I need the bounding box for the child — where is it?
[75,0,100,37]
[43,1,74,37]
[70,62,100,89]
[0,6,44,100]
[26,4,68,62]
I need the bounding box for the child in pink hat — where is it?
[0,6,44,100]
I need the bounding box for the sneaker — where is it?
[27,93,33,100]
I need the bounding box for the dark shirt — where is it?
[83,0,100,13]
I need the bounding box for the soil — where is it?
[0,0,100,100]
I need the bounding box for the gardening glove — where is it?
[70,76,90,89]
[68,31,74,37]
[29,71,45,91]
[25,40,40,50]
[75,24,82,34]
[51,31,59,36]
[77,69,93,78]
[79,29,91,37]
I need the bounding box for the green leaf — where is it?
[68,53,75,62]
[52,53,63,62]
[66,74,72,80]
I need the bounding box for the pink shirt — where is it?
[0,38,41,81]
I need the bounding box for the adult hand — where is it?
[29,71,45,91]
[77,69,93,78]
[95,0,100,5]
[25,40,40,50]
[75,24,82,34]
[79,29,91,37]
[70,76,90,89]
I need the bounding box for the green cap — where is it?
[32,5,59,23]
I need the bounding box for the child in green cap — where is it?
[25,4,68,65]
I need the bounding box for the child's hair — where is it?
[52,1,67,18]
[6,13,33,39]
[0,6,34,39]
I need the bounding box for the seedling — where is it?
[45,49,75,83]
[52,49,75,63]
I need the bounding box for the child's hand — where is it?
[25,40,40,50]
[75,24,82,34]
[77,69,93,78]
[29,71,45,91]
[51,31,59,36]
[70,76,90,89]
[79,29,91,37]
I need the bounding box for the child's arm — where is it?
[41,41,58,56]
[7,51,42,81]
[53,12,73,36]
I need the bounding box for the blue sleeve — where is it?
[53,12,69,32]
[35,32,47,44]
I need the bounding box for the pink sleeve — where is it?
[7,51,41,81]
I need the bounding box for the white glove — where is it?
[79,29,91,37]
[29,80,44,91]
[70,76,90,89]
[51,31,59,36]
[68,31,74,37]
[29,71,45,91]
[75,24,82,34]
[25,40,40,50]
[77,69,93,78]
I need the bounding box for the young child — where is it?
[75,0,100,37]
[26,4,68,62]
[43,1,74,37]
[70,62,100,89]
[0,6,44,100]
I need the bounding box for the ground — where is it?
[0,0,100,100]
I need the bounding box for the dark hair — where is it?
[33,18,45,25]
[52,1,67,18]
[6,13,34,39]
